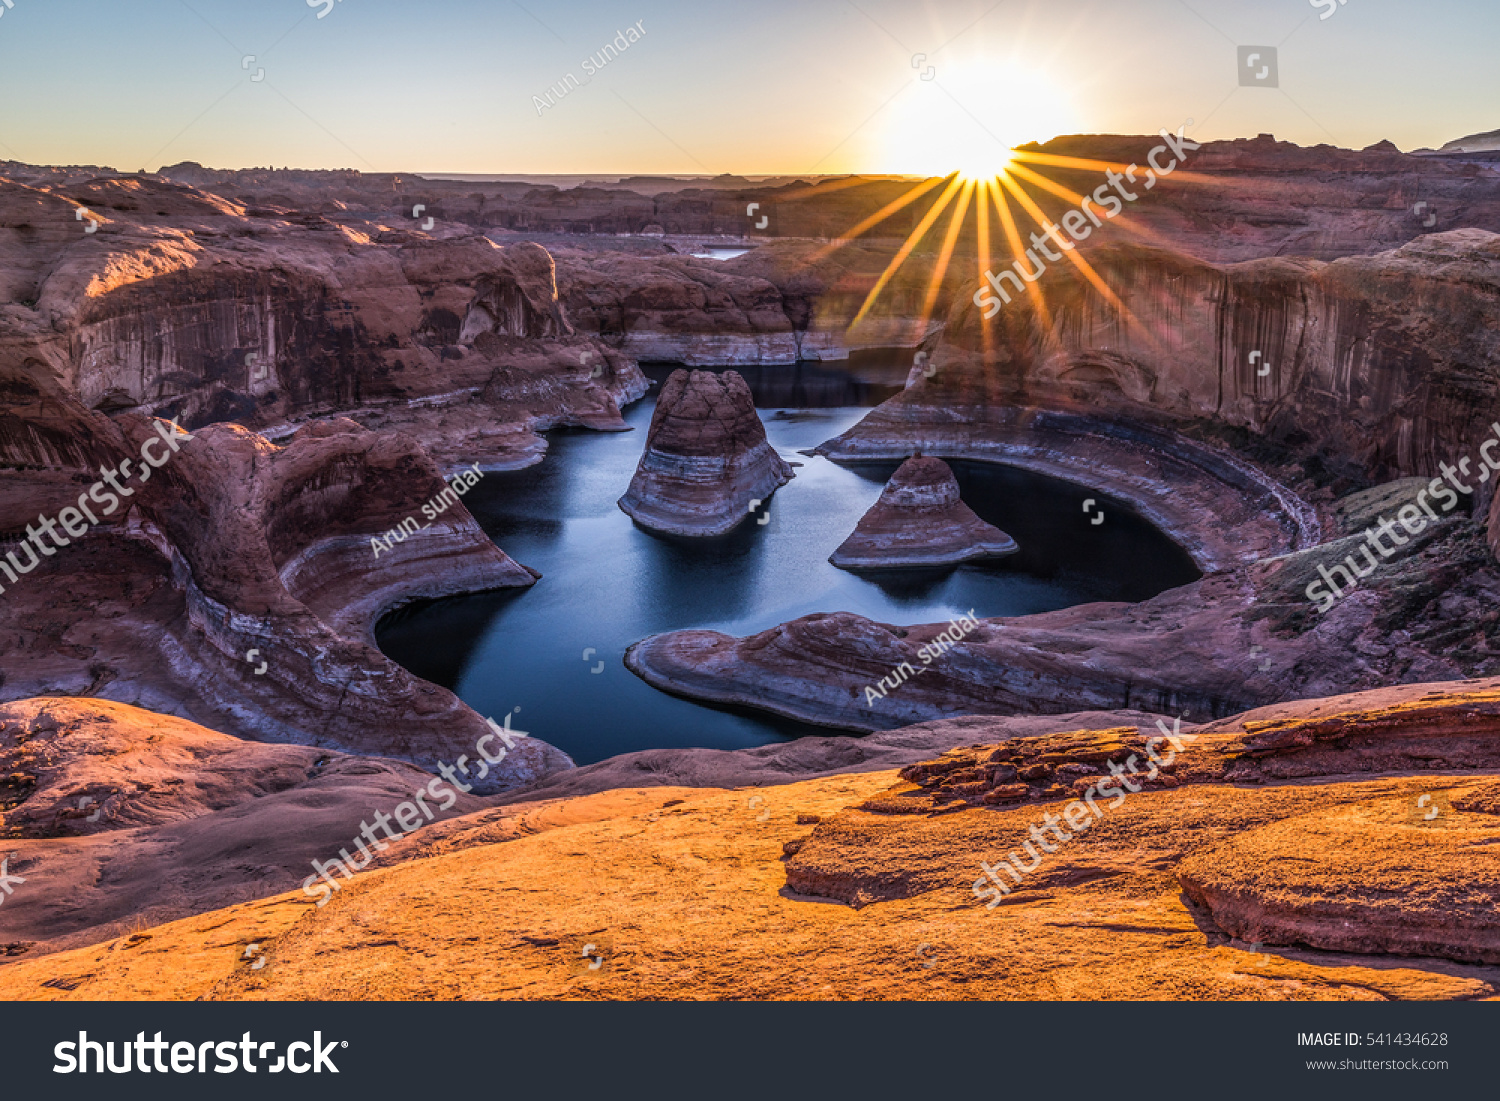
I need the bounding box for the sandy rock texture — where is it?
[618,369,793,537]
[0,698,496,960]
[507,709,1176,803]
[0,173,646,463]
[6,680,1500,999]
[782,679,1500,967]
[1176,798,1500,964]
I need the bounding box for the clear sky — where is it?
[0,0,1493,175]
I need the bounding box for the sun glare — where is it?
[828,59,1190,347]
[872,60,1076,178]
[957,151,1015,182]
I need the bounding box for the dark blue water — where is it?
[376,361,1200,764]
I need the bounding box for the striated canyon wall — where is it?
[832,229,1500,503]
[0,171,670,787]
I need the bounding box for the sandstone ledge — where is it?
[4,769,1494,1000]
[1177,798,1500,964]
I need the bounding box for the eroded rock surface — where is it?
[0,698,496,959]
[0,171,657,785]
[779,680,1500,967]
[3,142,1500,998]
[1177,798,1500,964]
[0,411,569,785]
[3,682,1500,995]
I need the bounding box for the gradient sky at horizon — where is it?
[0,0,1493,176]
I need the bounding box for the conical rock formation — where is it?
[830,455,1017,569]
[618,369,793,537]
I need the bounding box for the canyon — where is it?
[2,130,1499,999]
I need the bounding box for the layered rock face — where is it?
[133,135,1500,372]
[0,410,569,787]
[555,249,800,366]
[554,239,952,365]
[829,455,1016,569]
[4,142,1500,999]
[618,369,792,537]
[833,231,1500,505]
[0,173,644,467]
[819,402,1320,576]
[151,133,1500,263]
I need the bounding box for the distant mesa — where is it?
[1410,127,1500,157]
[1440,127,1500,153]
[829,455,1018,570]
[618,368,793,537]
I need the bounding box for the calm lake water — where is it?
[376,360,1201,764]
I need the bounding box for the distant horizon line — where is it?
[3,126,1493,180]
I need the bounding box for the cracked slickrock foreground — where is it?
[1,680,1497,1001]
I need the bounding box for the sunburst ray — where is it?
[850,173,966,329]
[976,177,994,363]
[995,168,1142,336]
[914,178,975,342]
[808,175,947,265]
[987,175,1052,329]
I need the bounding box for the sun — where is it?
[821,51,1187,345]
[871,60,1077,178]
[956,150,1016,182]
